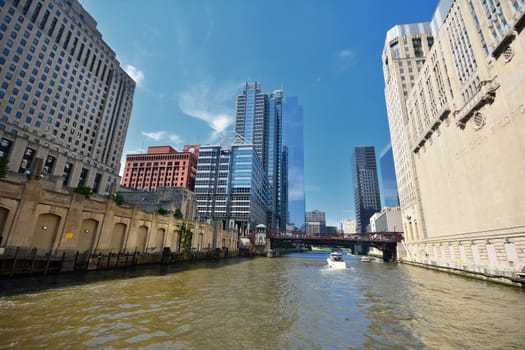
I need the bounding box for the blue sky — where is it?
[82,0,437,227]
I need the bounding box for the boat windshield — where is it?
[330,253,343,261]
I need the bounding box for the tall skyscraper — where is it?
[282,96,305,231]
[379,146,400,207]
[383,0,525,278]
[0,0,135,195]
[280,145,289,228]
[234,82,283,229]
[382,22,434,241]
[352,146,381,233]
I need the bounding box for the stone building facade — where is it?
[117,186,197,222]
[0,0,135,196]
[0,176,238,256]
[384,0,525,282]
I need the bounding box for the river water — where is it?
[1,251,524,349]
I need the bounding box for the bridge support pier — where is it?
[382,244,397,262]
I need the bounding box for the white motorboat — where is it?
[360,256,371,263]
[327,251,346,269]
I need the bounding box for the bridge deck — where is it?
[266,232,403,246]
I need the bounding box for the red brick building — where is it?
[120,145,199,191]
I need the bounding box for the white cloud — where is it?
[141,131,165,141]
[335,48,355,71]
[338,49,353,58]
[178,82,238,137]
[168,133,183,144]
[124,65,145,86]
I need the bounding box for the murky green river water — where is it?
[1,251,524,349]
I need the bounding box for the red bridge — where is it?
[251,230,404,262]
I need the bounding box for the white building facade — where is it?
[383,22,434,244]
[384,0,525,284]
[369,207,403,233]
[342,219,356,236]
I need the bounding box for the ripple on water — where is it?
[1,255,525,349]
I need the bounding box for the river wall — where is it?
[0,175,239,277]
[397,233,525,288]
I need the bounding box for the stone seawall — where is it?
[0,176,239,278]
[400,259,525,288]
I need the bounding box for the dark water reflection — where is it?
[1,251,524,349]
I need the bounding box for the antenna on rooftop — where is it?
[232,131,249,145]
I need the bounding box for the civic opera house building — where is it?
[383,0,525,282]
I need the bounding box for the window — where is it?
[55,24,64,43]
[427,37,434,49]
[47,17,57,37]
[39,9,49,30]
[30,2,41,23]
[22,0,33,16]
[413,38,423,57]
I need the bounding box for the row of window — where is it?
[5,0,116,83]
[0,1,133,169]
[0,12,107,145]
[1,137,110,192]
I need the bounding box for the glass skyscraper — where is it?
[194,144,268,234]
[379,146,400,207]
[282,96,305,231]
[234,82,283,230]
[352,146,381,233]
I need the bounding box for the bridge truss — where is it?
[262,231,404,262]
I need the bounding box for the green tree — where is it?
[114,193,124,206]
[74,184,92,198]
[0,157,8,179]
[176,221,194,253]
[157,207,168,215]
[173,208,183,219]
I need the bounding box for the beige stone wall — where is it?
[404,229,525,280]
[382,24,435,243]
[409,2,525,237]
[0,178,238,256]
[399,1,525,277]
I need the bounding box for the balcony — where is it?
[454,79,500,129]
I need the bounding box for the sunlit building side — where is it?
[382,22,434,242]
[342,219,356,236]
[379,146,400,208]
[194,144,268,234]
[282,96,305,231]
[280,145,289,229]
[120,145,199,192]
[384,0,525,279]
[0,0,135,195]
[234,82,284,230]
